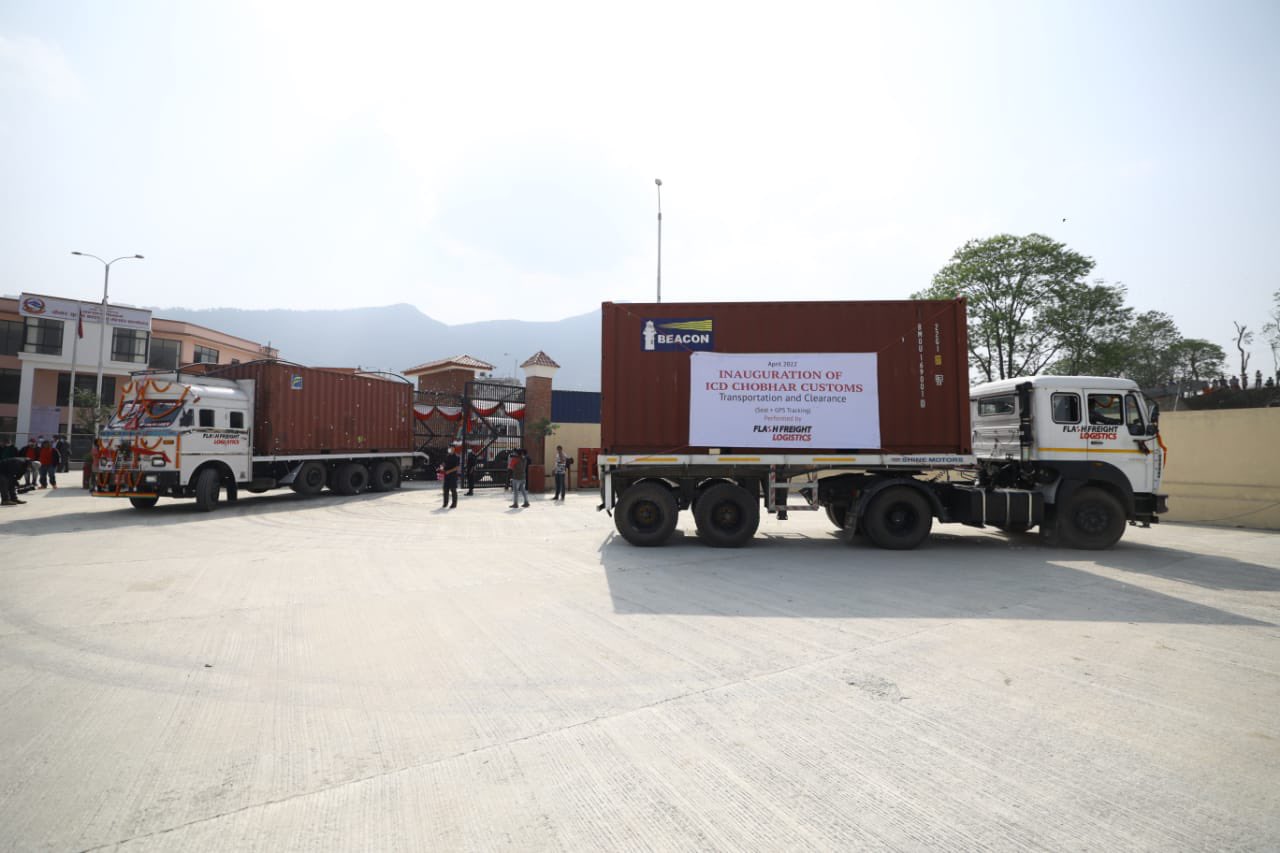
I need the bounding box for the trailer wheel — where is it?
[370,460,400,492]
[825,504,849,530]
[290,462,326,496]
[333,462,369,496]
[129,496,159,510]
[693,483,759,548]
[194,468,221,512]
[615,482,678,546]
[1059,486,1125,550]
[862,486,932,550]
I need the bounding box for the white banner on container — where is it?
[18,292,151,331]
[689,352,881,449]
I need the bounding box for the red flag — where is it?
[77,310,84,338]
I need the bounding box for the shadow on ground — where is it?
[597,526,1278,626]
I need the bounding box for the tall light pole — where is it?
[654,178,663,303]
[71,252,144,431]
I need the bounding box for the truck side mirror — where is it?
[1146,403,1160,436]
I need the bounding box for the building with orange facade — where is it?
[1,294,277,458]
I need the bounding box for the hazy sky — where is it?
[3,1,1278,372]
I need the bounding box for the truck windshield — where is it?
[108,399,186,430]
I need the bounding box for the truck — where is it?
[598,299,1167,550]
[91,361,421,511]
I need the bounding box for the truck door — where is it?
[1083,390,1154,493]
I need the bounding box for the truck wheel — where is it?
[825,504,849,530]
[333,462,369,496]
[290,462,326,496]
[615,482,678,546]
[862,486,932,550]
[1059,486,1125,550]
[370,460,400,492]
[129,496,159,510]
[194,468,221,512]
[693,483,759,548]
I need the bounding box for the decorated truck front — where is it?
[93,374,253,509]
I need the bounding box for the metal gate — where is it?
[412,381,526,487]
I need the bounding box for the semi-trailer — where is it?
[92,361,421,511]
[598,299,1166,549]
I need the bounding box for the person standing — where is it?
[509,448,529,508]
[21,439,39,487]
[0,438,16,460]
[1,456,31,506]
[55,437,71,473]
[552,445,570,501]
[464,446,478,496]
[441,443,461,509]
[37,439,59,489]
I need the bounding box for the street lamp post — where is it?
[71,252,144,437]
[654,178,663,303]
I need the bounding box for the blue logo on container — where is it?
[642,318,714,352]
[290,374,304,390]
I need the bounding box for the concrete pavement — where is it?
[1,483,1278,851]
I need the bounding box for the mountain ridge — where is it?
[151,304,604,391]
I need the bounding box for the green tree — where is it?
[1042,279,1133,375]
[1115,311,1182,389]
[73,388,113,436]
[1262,289,1280,379]
[1168,338,1226,385]
[915,233,1095,381]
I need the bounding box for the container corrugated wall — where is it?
[601,299,971,455]
[211,362,414,455]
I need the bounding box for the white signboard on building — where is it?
[18,293,152,331]
[689,352,881,449]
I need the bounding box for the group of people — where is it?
[436,444,573,510]
[0,436,68,507]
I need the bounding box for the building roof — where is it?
[402,354,495,375]
[520,351,560,369]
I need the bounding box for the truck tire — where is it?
[825,504,849,530]
[693,482,759,548]
[370,460,400,492]
[862,485,932,550]
[1059,486,1125,550]
[129,496,159,510]
[333,462,369,496]
[615,482,678,546]
[290,462,327,496]
[194,468,221,512]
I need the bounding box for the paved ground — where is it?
[1,482,1278,852]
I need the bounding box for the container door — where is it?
[577,448,600,489]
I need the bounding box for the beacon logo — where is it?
[641,318,714,352]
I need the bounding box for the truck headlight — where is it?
[151,457,165,467]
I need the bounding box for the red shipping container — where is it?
[601,299,971,455]
[208,362,415,455]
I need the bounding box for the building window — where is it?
[149,338,182,369]
[24,317,64,355]
[56,374,117,406]
[112,328,150,364]
[194,345,219,364]
[0,319,23,356]
[0,368,19,404]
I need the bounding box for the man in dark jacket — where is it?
[1,456,31,505]
[441,443,461,509]
[464,447,478,496]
